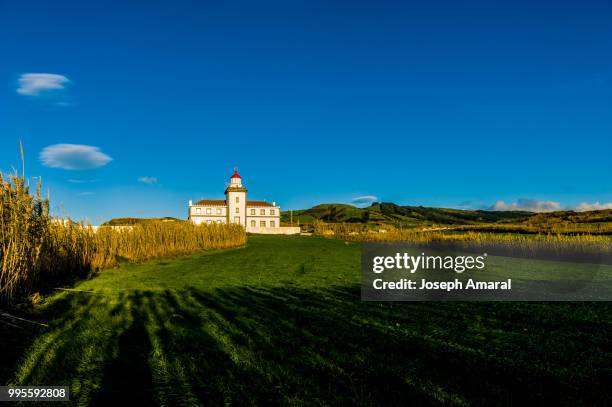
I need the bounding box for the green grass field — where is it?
[1,235,610,406]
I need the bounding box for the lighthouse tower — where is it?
[225,169,247,226]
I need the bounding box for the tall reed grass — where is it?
[0,173,49,303]
[313,220,612,259]
[0,171,246,304]
[91,222,246,269]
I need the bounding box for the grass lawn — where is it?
[1,235,610,406]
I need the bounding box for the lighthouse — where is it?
[188,169,298,234]
[225,169,247,226]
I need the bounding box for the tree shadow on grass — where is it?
[183,286,607,406]
[92,293,155,406]
[4,285,610,406]
[0,292,101,386]
[0,320,42,385]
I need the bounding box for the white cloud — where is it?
[78,192,94,196]
[351,195,378,206]
[138,176,158,185]
[491,199,562,213]
[17,73,70,96]
[575,202,612,212]
[40,144,112,170]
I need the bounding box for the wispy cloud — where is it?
[138,176,158,185]
[575,202,612,211]
[40,144,112,170]
[351,195,378,206]
[68,178,97,184]
[491,199,561,212]
[78,192,94,196]
[17,73,70,96]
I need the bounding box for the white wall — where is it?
[246,216,279,228]
[245,205,280,229]
[189,204,227,224]
[191,216,226,225]
[247,226,301,235]
[190,206,227,216]
[227,191,246,226]
[245,206,279,217]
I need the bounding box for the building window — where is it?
[234,216,240,223]
[260,220,266,227]
[250,209,255,215]
[270,220,276,227]
[251,220,256,228]
[260,209,265,215]
[217,208,222,215]
[270,209,275,215]
[235,207,239,213]
[236,196,239,203]
[206,208,211,214]
[196,208,201,214]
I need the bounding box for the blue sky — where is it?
[1,0,611,223]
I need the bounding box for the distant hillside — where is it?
[102,217,183,226]
[281,203,612,231]
[281,202,531,226]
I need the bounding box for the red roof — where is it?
[247,200,275,207]
[194,199,226,206]
[230,171,241,179]
[193,199,275,208]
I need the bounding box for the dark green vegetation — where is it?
[282,203,612,234]
[282,203,530,226]
[2,236,610,406]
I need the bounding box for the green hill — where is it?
[281,203,612,233]
[281,202,531,227]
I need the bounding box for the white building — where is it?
[188,170,300,234]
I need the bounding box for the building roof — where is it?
[230,170,241,179]
[247,200,275,207]
[193,199,276,208]
[194,199,226,206]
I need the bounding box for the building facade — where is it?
[188,170,293,233]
